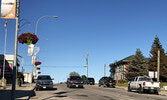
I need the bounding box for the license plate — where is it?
[76,85,78,87]
[43,86,46,89]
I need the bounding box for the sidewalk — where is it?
[0,83,36,100]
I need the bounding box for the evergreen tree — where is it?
[149,36,167,81]
[125,48,148,80]
[81,75,87,83]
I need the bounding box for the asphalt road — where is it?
[30,84,167,100]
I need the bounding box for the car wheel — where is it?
[154,90,159,95]
[139,85,143,94]
[128,85,131,92]
[69,85,72,88]
[36,87,39,91]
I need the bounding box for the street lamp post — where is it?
[35,16,58,35]
[31,16,58,83]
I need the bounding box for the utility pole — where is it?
[104,64,106,77]
[157,49,160,82]
[11,0,20,99]
[86,52,88,78]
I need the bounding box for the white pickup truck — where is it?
[128,76,160,94]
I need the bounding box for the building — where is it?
[0,54,20,83]
[109,55,135,82]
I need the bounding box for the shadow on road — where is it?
[41,91,68,100]
[38,88,57,91]
[0,89,36,100]
[129,90,159,95]
[69,87,85,89]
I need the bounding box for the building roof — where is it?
[122,55,136,61]
[109,55,135,67]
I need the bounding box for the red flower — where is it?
[18,32,39,45]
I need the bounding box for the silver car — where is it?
[35,75,54,91]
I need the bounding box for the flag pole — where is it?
[1,20,8,88]
[2,20,7,79]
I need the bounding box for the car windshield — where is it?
[88,78,94,81]
[139,77,152,82]
[37,76,51,80]
[106,77,113,81]
[70,76,81,80]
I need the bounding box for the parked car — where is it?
[67,76,84,88]
[35,75,54,91]
[128,76,160,94]
[99,77,115,88]
[85,78,95,85]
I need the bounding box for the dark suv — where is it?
[67,76,84,88]
[85,78,95,85]
[35,75,54,90]
[99,77,115,88]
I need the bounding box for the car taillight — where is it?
[159,83,161,87]
[143,82,146,86]
[105,80,107,83]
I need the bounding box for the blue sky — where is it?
[1,0,167,83]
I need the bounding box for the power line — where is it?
[24,65,86,68]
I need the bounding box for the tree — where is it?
[69,71,80,76]
[149,36,167,81]
[81,75,87,83]
[125,48,148,80]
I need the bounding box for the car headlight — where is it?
[70,81,73,83]
[37,82,40,85]
[50,82,53,85]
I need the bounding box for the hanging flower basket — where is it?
[35,61,41,66]
[18,32,39,45]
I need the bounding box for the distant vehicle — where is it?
[99,77,115,88]
[35,75,54,91]
[85,78,95,85]
[67,76,84,88]
[128,76,160,94]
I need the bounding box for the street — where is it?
[30,84,167,100]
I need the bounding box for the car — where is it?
[35,75,54,91]
[85,78,95,85]
[67,76,84,88]
[128,76,160,94]
[99,77,115,88]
